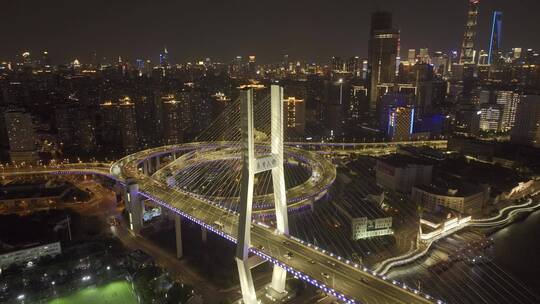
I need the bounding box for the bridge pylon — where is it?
[236,85,289,304]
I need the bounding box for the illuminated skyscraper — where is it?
[407,49,416,63]
[387,106,415,141]
[248,55,256,77]
[159,46,169,67]
[118,97,139,154]
[460,0,480,64]
[488,11,503,65]
[478,104,502,132]
[419,48,430,63]
[283,97,305,136]
[161,95,186,145]
[367,11,399,110]
[511,95,540,147]
[4,109,38,163]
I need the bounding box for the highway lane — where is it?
[251,226,434,304]
[0,164,112,177]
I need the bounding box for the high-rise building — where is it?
[511,95,540,147]
[4,109,38,163]
[231,56,243,77]
[379,92,413,140]
[159,46,169,67]
[368,11,400,110]
[478,50,489,65]
[408,49,416,64]
[78,117,97,154]
[349,86,369,123]
[496,91,520,132]
[40,51,51,68]
[346,56,361,77]
[248,55,256,77]
[488,11,503,65]
[324,79,348,136]
[431,51,448,75]
[419,48,430,63]
[387,106,415,141]
[118,97,139,154]
[331,56,344,72]
[161,95,186,145]
[283,97,306,137]
[478,104,502,132]
[282,54,289,71]
[98,98,138,155]
[512,48,522,60]
[460,0,481,64]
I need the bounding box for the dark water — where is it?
[489,210,540,295]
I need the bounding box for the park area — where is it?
[48,280,138,304]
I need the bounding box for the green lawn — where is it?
[49,280,138,304]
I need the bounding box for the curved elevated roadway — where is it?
[1,143,441,304]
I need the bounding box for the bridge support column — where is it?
[268,85,289,296]
[142,160,150,175]
[174,214,183,259]
[236,88,259,304]
[236,259,258,304]
[155,156,160,170]
[270,265,287,293]
[235,85,289,304]
[201,227,207,243]
[125,179,143,233]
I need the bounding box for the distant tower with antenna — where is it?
[488,11,503,65]
[459,0,480,64]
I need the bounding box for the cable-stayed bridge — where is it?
[1,86,446,304]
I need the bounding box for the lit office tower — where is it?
[488,11,503,65]
[4,109,38,163]
[161,95,186,145]
[419,48,430,63]
[159,46,169,67]
[387,106,415,141]
[512,48,522,60]
[283,97,306,137]
[368,11,400,110]
[408,49,416,63]
[496,91,520,131]
[248,55,256,77]
[459,0,480,64]
[478,104,502,132]
[478,50,488,65]
[511,95,540,147]
[118,97,139,154]
[231,56,243,77]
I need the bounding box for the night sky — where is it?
[1,0,539,64]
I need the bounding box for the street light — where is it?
[338,78,343,105]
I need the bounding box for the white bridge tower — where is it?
[236,85,289,303]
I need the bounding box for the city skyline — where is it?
[2,0,540,63]
[2,1,540,304]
